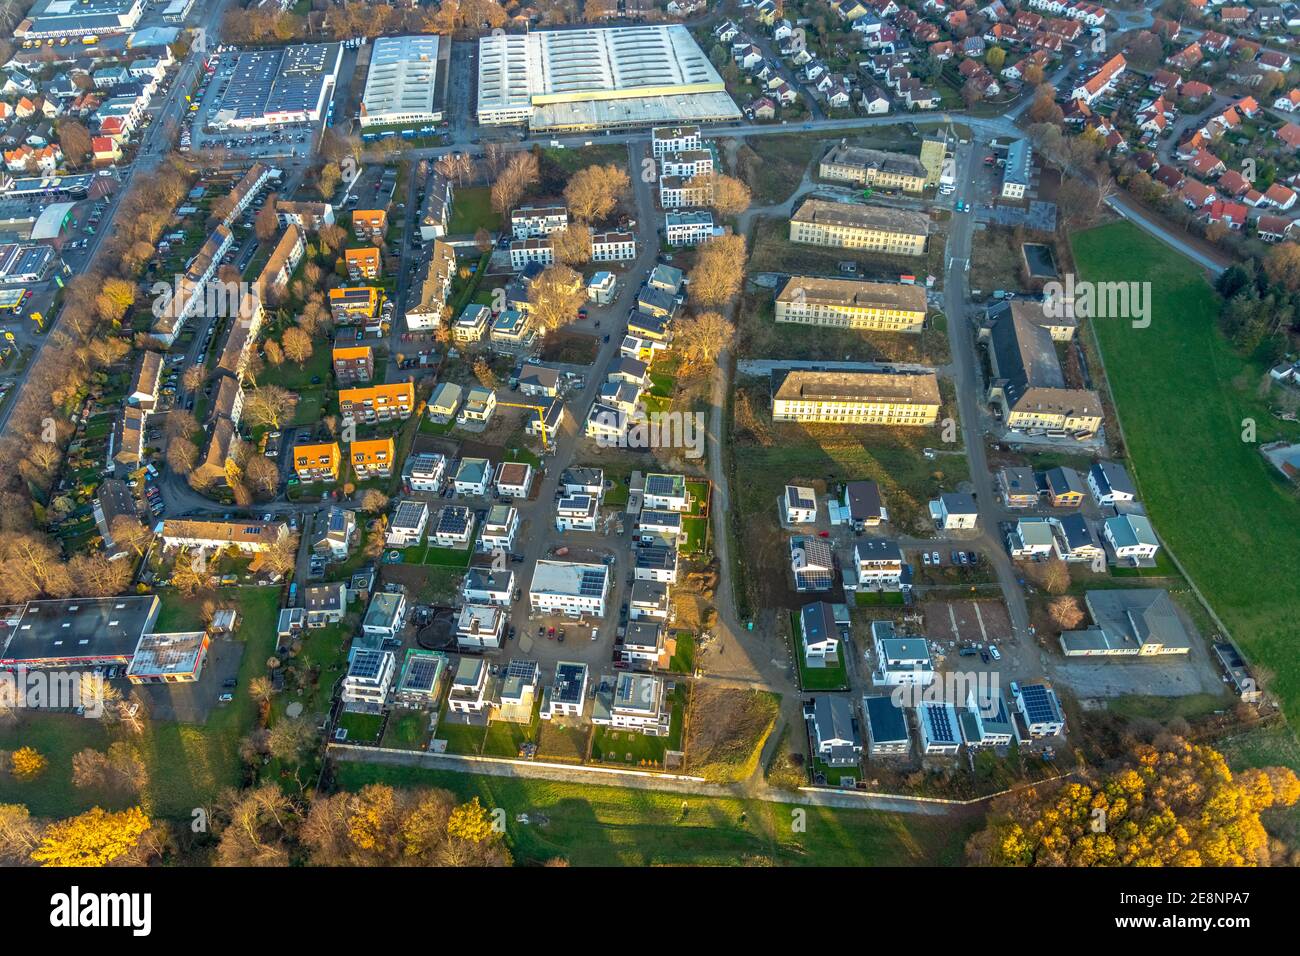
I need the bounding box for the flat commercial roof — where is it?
[214,43,341,127]
[478,25,740,128]
[1,595,159,666]
[361,34,440,126]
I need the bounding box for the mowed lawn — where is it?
[331,762,972,866]
[1074,221,1300,721]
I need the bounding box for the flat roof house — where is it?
[493,659,541,723]
[393,649,448,709]
[448,655,489,714]
[456,603,505,649]
[433,505,474,548]
[541,661,589,719]
[385,499,429,548]
[1011,681,1065,738]
[126,630,210,685]
[781,485,818,525]
[919,701,961,754]
[341,648,395,714]
[592,671,671,736]
[362,590,406,639]
[643,472,689,511]
[870,619,934,686]
[529,560,610,618]
[863,695,910,756]
[495,461,534,499]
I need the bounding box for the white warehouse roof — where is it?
[360,34,441,127]
[477,25,740,131]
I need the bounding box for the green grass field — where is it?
[1073,221,1300,724]
[329,762,973,866]
[447,187,501,236]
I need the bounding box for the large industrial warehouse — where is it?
[476,25,740,132]
[360,34,444,128]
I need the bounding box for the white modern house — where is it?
[456,603,506,650]
[870,619,934,686]
[931,492,978,530]
[529,561,610,618]
[477,504,519,553]
[1103,514,1160,563]
[1088,461,1137,506]
[448,656,490,714]
[385,500,429,548]
[342,648,396,714]
[781,485,818,525]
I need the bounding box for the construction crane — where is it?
[497,400,554,448]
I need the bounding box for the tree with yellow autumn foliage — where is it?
[30,806,152,867]
[967,739,1300,866]
[9,746,46,780]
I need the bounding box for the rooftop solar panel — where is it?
[1020,684,1059,724]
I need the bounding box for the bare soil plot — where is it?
[922,598,1012,645]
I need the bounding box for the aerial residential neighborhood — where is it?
[0,0,1297,901]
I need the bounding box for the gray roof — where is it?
[1086,588,1190,652]
[812,695,860,748]
[863,695,909,745]
[1090,460,1135,498]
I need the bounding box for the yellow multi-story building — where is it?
[338,381,415,424]
[819,144,928,193]
[329,286,381,322]
[789,199,928,256]
[983,308,1102,438]
[771,370,941,425]
[775,276,928,333]
[293,442,341,483]
[350,437,396,479]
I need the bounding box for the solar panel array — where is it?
[579,568,607,597]
[437,507,470,535]
[402,656,440,692]
[645,473,682,497]
[506,659,538,681]
[553,663,586,703]
[350,650,384,680]
[925,703,957,743]
[1019,684,1058,724]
